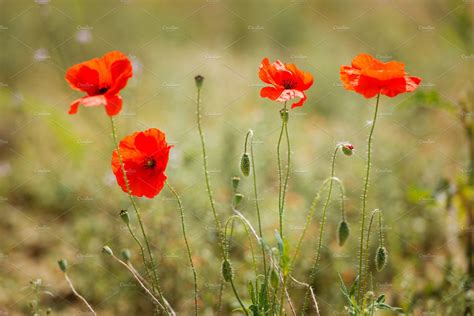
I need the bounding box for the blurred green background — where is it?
[0,0,473,314]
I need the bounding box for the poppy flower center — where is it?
[98,87,109,94]
[145,158,156,169]
[282,79,296,89]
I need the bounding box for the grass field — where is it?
[0,0,473,315]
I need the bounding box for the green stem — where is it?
[125,221,152,288]
[248,130,268,278]
[166,182,198,316]
[362,209,380,313]
[301,145,340,313]
[357,93,381,303]
[195,86,226,258]
[109,117,166,311]
[277,102,289,237]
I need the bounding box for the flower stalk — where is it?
[357,93,381,303]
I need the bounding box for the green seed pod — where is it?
[222,260,233,282]
[194,75,204,89]
[337,220,350,246]
[270,269,279,289]
[280,109,289,123]
[375,246,388,271]
[234,193,244,208]
[121,249,131,262]
[240,153,250,176]
[102,245,113,256]
[120,210,130,225]
[57,259,68,273]
[342,143,354,156]
[231,176,240,192]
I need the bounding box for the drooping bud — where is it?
[337,220,350,246]
[234,193,244,208]
[194,75,204,89]
[102,245,113,256]
[375,246,388,271]
[280,109,289,123]
[121,249,131,262]
[342,143,354,156]
[120,210,130,225]
[57,259,68,272]
[240,153,250,176]
[231,176,240,192]
[222,260,233,282]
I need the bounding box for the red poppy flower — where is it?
[65,51,132,116]
[259,58,313,109]
[340,53,421,98]
[112,128,172,198]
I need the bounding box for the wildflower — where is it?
[65,51,132,116]
[112,128,171,198]
[259,58,313,108]
[340,53,421,98]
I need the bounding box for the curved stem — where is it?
[230,278,249,316]
[291,176,342,269]
[109,117,166,310]
[166,182,198,316]
[63,273,96,315]
[302,145,340,313]
[109,254,165,311]
[248,130,268,278]
[357,93,381,303]
[224,215,257,315]
[125,221,152,286]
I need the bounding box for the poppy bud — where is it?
[194,75,204,89]
[222,260,233,282]
[234,193,244,208]
[121,249,131,262]
[231,176,240,192]
[57,259,67,272]
[240,153,250,176]
[102,245,113,256]
[342,143,354,156]
[337,221,350,246]
[280,109,289,123]
[375,246,388,271]
[120,210,130,225]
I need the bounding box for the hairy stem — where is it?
[166,182,199,316]
[357,93,381,303]
[302,145,340,313]
[109,117,166,310]
[63,273,96,315]
[195,86,225,257]
[247,130,268,278]
[277,102,289,237]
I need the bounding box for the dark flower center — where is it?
[98,87,109,94]
[145,158,156,169]
[282,79,296,89]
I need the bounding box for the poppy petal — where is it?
[260,86,284,100]
[291,92,307,108]
[65,64,100,95]
[135,132,159,156]
[104,95,123,116]
[276,89,305,103]
[68,98,82,114]
[102,51,133,95]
